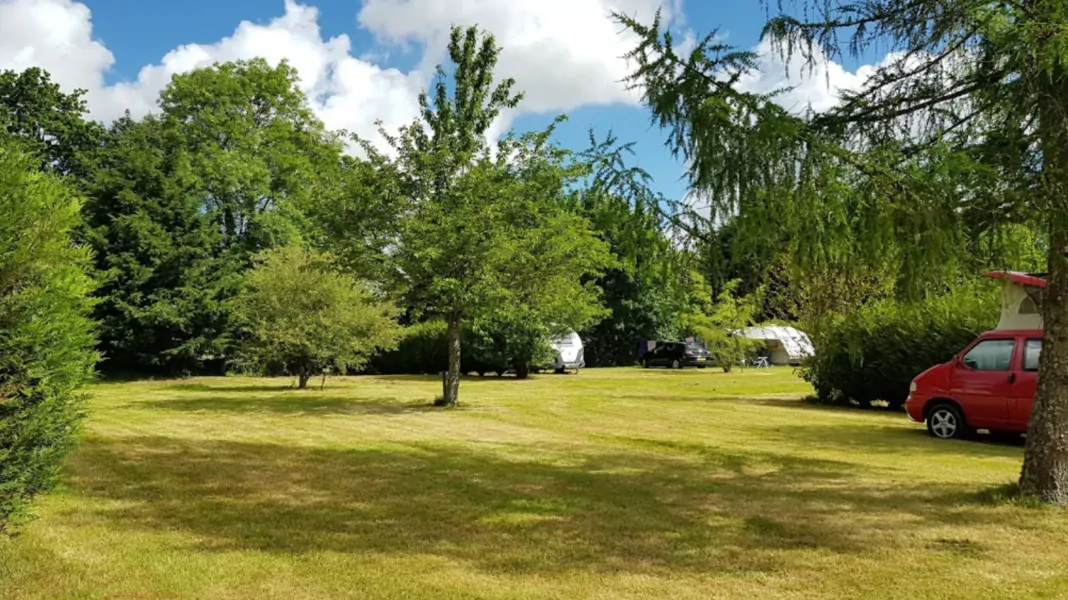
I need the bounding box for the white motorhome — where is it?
[547,330,585,373]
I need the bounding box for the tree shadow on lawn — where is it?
[772,422,1026,459]
[63,435,1039,576]
[142,394,438,416]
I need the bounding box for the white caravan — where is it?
[547,330,585,373]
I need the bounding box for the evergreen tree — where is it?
[619,0,1068,502]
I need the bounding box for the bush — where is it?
[803,283,998,409]
[368,320,449,375]
[368,316,556,377]
[231,246,402,388]
[0,147,98,532]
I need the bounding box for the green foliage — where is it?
[804,283,998,409]
[0,67,104,180]
[0,144,98,532]
[578,133,693,366]
[369,320,450,376]
[82,60,343,375]
[232,246,401,389]
[618,2,1068,499]
[369,26,612,404]
[465,311,558,378]
[82,115,232,374]
[683,278,760,372]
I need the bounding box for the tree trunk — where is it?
[1020,36,1068,502]
[297,370,311,390]
[1019,227,1068,503]
[444,314,462,406]
[514,362,530,380]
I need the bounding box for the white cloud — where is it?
[0,0,114,95]
[357,0,685,115]
[0,0,428,146]
[99,0,427,145]
[0,0,687,149]
[737,38,899,114]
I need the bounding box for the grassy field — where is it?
[1,368,1066,599]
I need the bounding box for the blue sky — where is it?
[77,0,767,201]
[2,1,881,200]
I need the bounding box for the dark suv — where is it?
[641,341,710,369]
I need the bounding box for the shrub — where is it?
[802,282,998,409]
[368,320,450,375]
[369,316,556,377]
[0,147,98,532]
[232,246,402,389]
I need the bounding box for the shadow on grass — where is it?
[144,394,438,415]
[772,422,1026,459]
[166,383,300,394]
[63,434,1035,576]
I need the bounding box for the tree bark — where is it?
[444,314,462,406]
[514,362,530,380]
[1019,28,1068,502]
[1019,226,1068,503]
[298,370,311,390]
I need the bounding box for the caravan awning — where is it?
[983,271,1047,288]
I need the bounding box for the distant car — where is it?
[905,329,1040,439]
[546,330,585,373]
[641,341,710,369]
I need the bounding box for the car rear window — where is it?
[1024,339,1042,371]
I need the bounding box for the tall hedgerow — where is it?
[0,144,98,532]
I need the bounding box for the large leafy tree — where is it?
[81,115,230,373]
[578,134,694,365]
[619,1,1068,502]
[370,26,612,405]
[233,245,402,389]
[0,67,103,181]
[0,143,98,531]
[82,60,343,374]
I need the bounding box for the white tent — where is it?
[984,271,1045,330]
[740,326,815,366]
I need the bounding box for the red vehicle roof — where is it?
[983,271,1048,288]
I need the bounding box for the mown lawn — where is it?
[2,368,1066,599]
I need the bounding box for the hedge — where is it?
[802,283,998,409]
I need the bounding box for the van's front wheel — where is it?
[927,404,969,440]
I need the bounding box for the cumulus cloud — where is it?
[736,39,898,114]
[0,0,693,149]
[357,0,685,114]
[101,1,427,144]
[0,0,114,97]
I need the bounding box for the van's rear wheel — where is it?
[927,404,968,440]
[671,359,682,369]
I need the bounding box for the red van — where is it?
[905,330,1041,439]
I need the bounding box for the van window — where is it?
[1024,339,1042,371]
[962,339,1015,371]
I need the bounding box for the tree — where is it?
[464,310,557,379]
[578,133,694,366]
[619,1,1068,501]
[0,143,98,532]
[369,26,612,406]
[233,245,401,389]
[0,67,104,181]
[81,115,230,374]
[682,278,759,372]
[82,60,344,374]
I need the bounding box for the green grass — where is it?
[2,368,1067,599]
